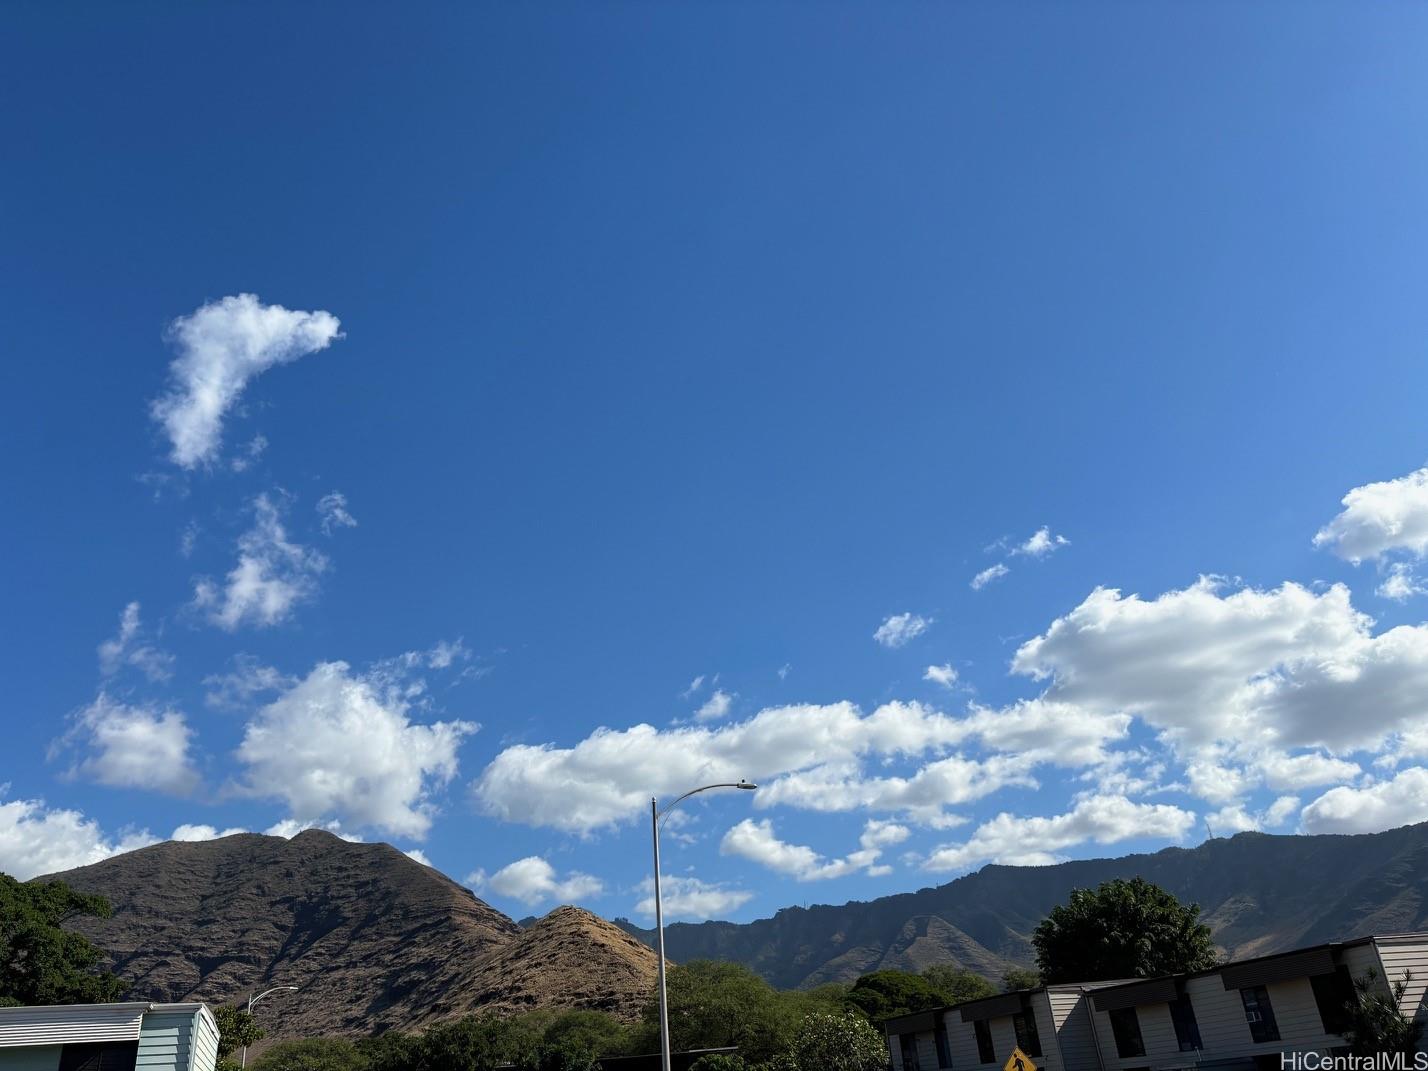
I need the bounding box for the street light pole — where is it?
[651,781,756,1071]
[241,985,299,1069]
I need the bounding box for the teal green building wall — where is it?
[137,1009,197,1071]
[191,1009,218,1071]
[0,1047,61,1071]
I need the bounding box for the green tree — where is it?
[919,967,997,1005]
[846,971,947,1020]
[688,1055,748,1071]
[251,1038,369,1071]
[540,1009,631,1058]
[0,874,123,1005]
[1001,968,1041,992]
[1340,969,1423,1057]
[354,1031,420,1071]
[1031,877,1218,984]
[214,1005,265,1066]
[636,961,799,1065]
[790,1011,890,1071]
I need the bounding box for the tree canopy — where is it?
[845,970,950,1020]
[0,874,123,1006]
[1031,877,1218,983]
[919,966,998,1005]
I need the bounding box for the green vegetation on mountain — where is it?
[0,874,122,1006]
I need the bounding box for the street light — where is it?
[651,781,757,1071]
[241,985,299,1069]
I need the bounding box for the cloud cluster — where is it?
[924,793,1197,871]
[1315,467,1428,564]
[194,494,328,630]
[0,795,156,880]
[97,602,173,682]
[970,563,1009,590]
[151,294,342,469]
[634,874,753,921]
[474,699,1117,834]
[468,856,604,906]
[56,694,198,796]
[873,613,932,648]
[237,661,476,839]
[721,817,908,880]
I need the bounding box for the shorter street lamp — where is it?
[651,781,757,1071]
[241,985,299,1069]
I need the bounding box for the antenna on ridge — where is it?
[1204,818,1216,840]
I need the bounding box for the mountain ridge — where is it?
[40,829,658,1038]
[614,823,1428,988]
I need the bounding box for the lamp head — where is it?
[737,781,757,790]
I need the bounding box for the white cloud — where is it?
[203,655,296,710]
[1315,467,1428,564]
[681,675,706,699]
[874,612,932,648]
[721,817,909,881]
[230,434,268,473]
[971,564,1009,590]
[97,602,173,682]
[1206,795,1299,835]
[1011,577,1428,762]
[1301,767,1428,834]
[695,690,734,722]
[151,293,342,469]
[634,874,754,921]
[467,856,604,906]
[1013,527,1070,558]
[475,700,1046,834]
[1378,564,1427,602]
[405,848,432,866]
[237,660,477,839]
[171,823,246,841]
[317,491,358,535]
[923,664,959,689]
[0,795,156,880]
[194,494,327,630]
[179,521,199,558]
[57,694,198,796]
[924,794,1197,872]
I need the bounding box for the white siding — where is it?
[948,1013,990,1070]
[1048,988,1101,1071]
[0,1005,146,1048]
[191,1007,220,1071]
[1373,936,1428,1027]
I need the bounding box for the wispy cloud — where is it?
[193,494,327,630]
[873,612,932,648]
[970,563,1009,590]
[317,491,358,535]
[97,602,173,682]
[151,293,342,469]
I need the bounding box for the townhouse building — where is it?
[0,1002,220,1071]
[885,933,1428,1071]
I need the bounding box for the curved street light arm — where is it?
[655,781,755,826]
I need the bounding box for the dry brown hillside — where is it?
[41,829,657,1038]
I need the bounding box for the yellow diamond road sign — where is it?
[1004,1048,1037,1071]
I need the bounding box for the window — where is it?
[901,1033,923,1071]
[58,1043,138,1071]
[1168,993,1202,1052]
[1240,985,1281,1043]
[1012,1011,1043,1058]
[1311,966,1357,1035]
[974,1018,996,1064]
[935,1021,953,1069]
[1108,1007,1146,1058]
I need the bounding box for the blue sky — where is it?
[7,2,1428,923]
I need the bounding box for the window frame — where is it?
[974,1017,996,1065]
[1168,993,1203,1052]
[935,1019,953,1069]
[1108,1006,1146,1059]
[1012,1009,1043,1058]
[901,1032,923,1071]
[1240,984,1282,1044]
